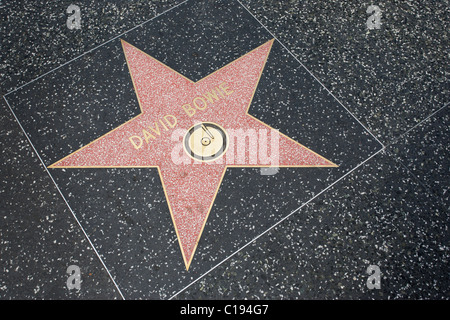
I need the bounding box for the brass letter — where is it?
[129,136,143,149]
[182,104,196,117]
[193,96,207,110]
[219,82,234,96]
[142,129,156,143]
[164,115,178,128]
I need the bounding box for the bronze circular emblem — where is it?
[184,122,228,162]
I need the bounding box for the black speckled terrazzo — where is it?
[176,151,450,299]
[240,0,449,145]
[1,0,448,300]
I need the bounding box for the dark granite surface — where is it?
[1,0,448,300]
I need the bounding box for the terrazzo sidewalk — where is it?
[1,0,448,300]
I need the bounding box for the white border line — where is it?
[235,0,385,150]
[384,102,449,148]
[3,95,126,300]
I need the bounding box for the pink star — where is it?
[50,39,336,269]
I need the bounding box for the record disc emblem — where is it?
[184,122,228,162]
